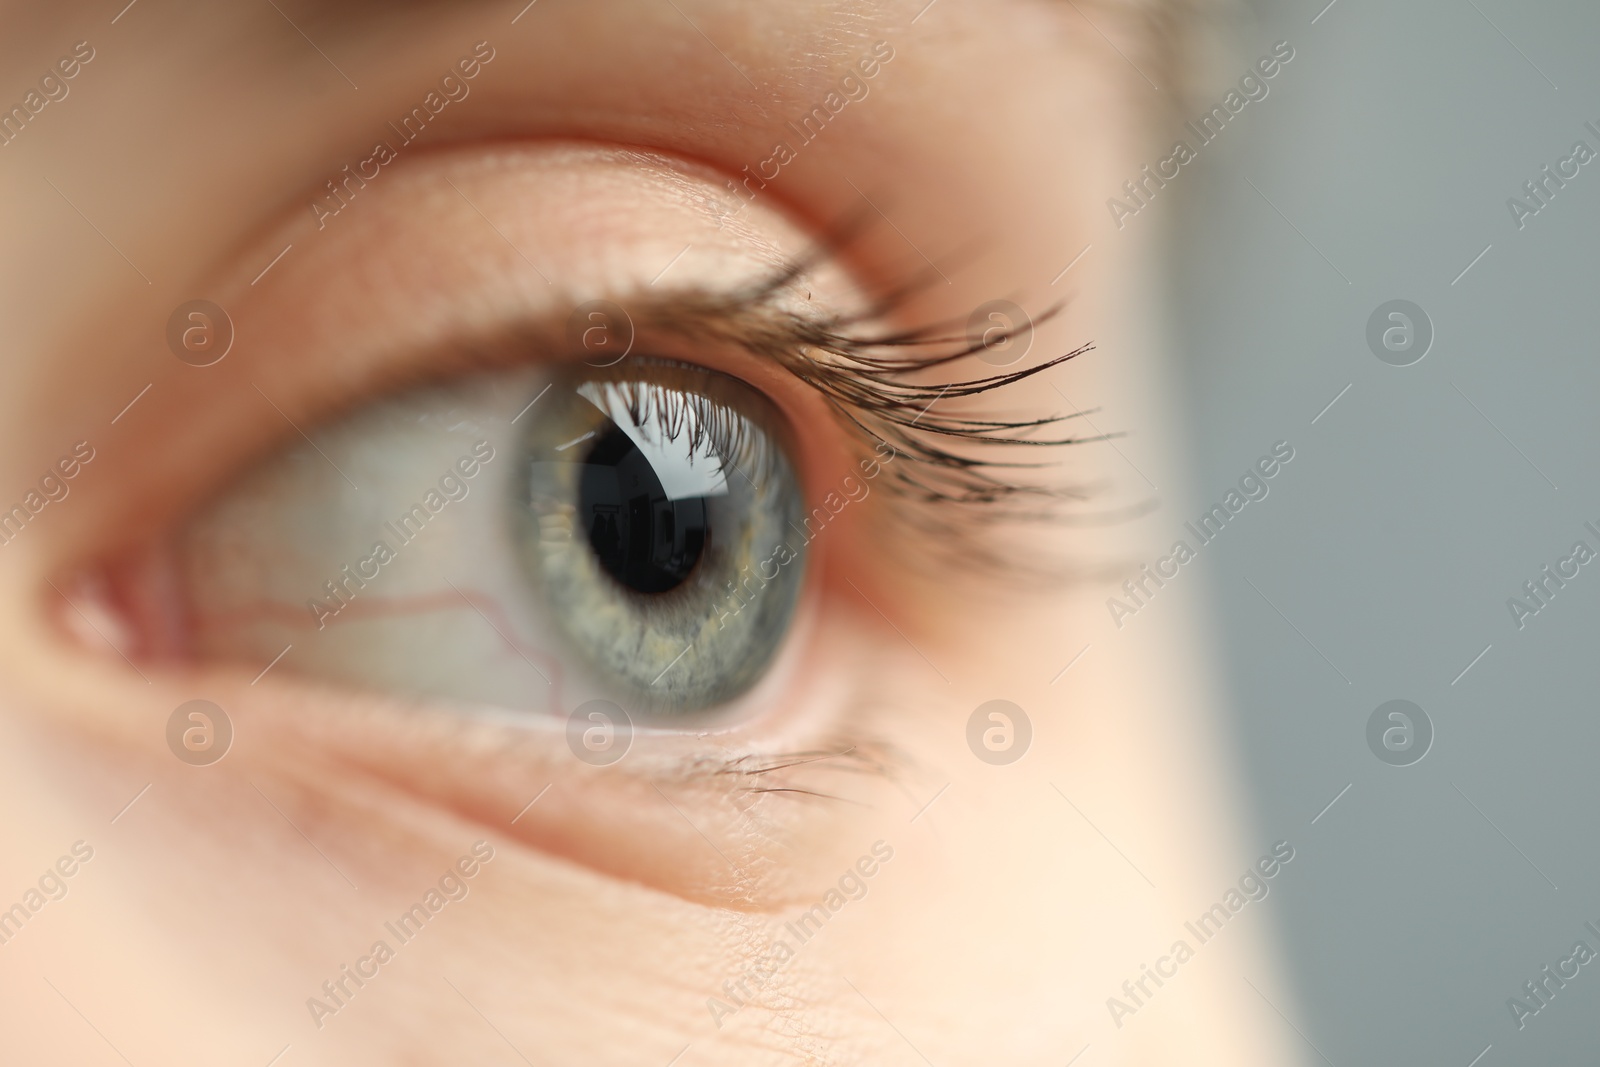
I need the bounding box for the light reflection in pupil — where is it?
[578,426,709,594]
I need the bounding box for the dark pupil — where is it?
[578,426,709,594]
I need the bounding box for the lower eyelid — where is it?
[23,520,901,909]
[164,632,887,911]
[40,386,892,904]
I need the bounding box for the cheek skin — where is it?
[0,713,773,1063]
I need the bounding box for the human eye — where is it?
[55,143,1077,895]
[172,355,809,719]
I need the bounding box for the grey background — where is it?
[1170,0,1600,1063]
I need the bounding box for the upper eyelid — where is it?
[358,261,1095,490]
[352,280,840,405]
[214,143,1090,527]
[29,267,852,576]
[57,129,1092,581]
[86,270,1087,579]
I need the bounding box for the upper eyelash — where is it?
[601,234,1134,571]
[349,223,1127,570]
[717,265,1102,506]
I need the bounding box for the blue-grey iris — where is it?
[516,361,807,715]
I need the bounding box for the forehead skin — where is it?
[0,2,1299,1065]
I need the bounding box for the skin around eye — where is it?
[0,3,1304,1062]
[39,142,909,907]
